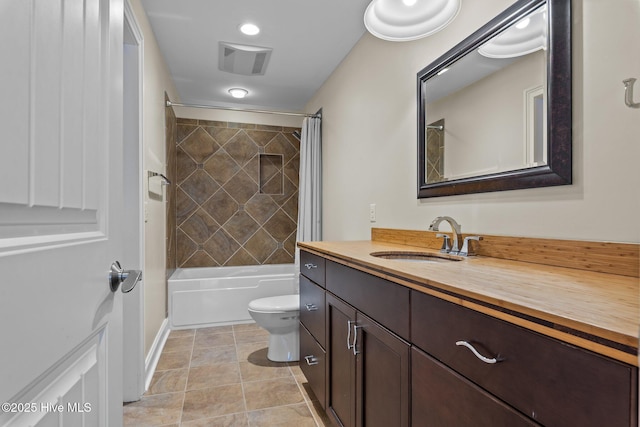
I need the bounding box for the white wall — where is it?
[428,51,545,178]
[306,0,640,243]
[130,0,179,356]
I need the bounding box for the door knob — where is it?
[109,261,142,293]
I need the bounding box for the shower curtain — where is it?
[295,116,322,277]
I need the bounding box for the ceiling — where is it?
[140,0,372,113]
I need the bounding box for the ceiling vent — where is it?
[218,42,273,76]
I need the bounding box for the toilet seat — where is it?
[248,294,299,312]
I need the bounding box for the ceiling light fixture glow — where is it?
[364,0,460,42]
[515,17,530,29]
[239,23,260,36]
[437,67,449,76]
[478,5,547,58]
[228,88,249,98]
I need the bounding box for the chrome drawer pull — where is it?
[304,263,317,270]
[305,303,318,311]
[455,340,501,364]
[347,320,355,349]
[304,355,319,366]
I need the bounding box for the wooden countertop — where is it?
[298,240,640,366]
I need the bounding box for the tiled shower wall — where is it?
[174,118,300,268]
[426,119,445,183]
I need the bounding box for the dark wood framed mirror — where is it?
[417,0,571,198]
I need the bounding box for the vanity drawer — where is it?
[411,290,637,427]
[300,322,326,409]
[300,250,325,287]
[326,261,410,341]
[299,275,326,348]
[412,347,540,427]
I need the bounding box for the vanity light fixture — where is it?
[239,23,260,36]
[364,0,461,42]
[228,88,249,99]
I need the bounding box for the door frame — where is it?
[122,0,145,403]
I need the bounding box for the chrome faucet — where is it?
[429,216,462,255]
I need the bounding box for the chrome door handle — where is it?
[347,320,355,350]
[304,355,319,366]
[305,303,318,311]
[455,340,502,364]
[109,261,142,293]
[304,263,317,270]
[352,325,363,355]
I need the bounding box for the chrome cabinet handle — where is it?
[347,320,355,349]
[304,355,319,366]
[455,340,501,364]
[352,325,363,355]
[305,303,318,311]
[109,261,142,293]
[304,263,317,270]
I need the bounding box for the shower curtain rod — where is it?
[166,100,320,119]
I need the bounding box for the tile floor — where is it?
[123,323,333,427]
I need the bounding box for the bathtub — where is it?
[168,264,297,329]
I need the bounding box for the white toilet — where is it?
[248,294,300,362]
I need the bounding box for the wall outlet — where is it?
[369,203,376,222]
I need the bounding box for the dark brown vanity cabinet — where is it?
[411,290,638,427]
[299,252,410,427]
[299,250,638,427]
[299,251,327,409]
[326,293,410,427]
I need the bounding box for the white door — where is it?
[0,0,126,426]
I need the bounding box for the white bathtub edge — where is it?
[144,317,170,392]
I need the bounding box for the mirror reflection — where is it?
[424,3,547,184]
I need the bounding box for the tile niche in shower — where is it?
[173,119,301,268]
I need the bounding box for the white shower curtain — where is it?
[295,116,322,276]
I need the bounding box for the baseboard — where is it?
[144,317,170,392]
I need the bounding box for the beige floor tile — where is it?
[246,404,316,427]
[236,342,270,361]
[123,392,183,427]
[180,412,249,426]
[307,399,333,427]
[169,328,195,338]
[196,325,234,336]
[231,322,260,332]
[163,335,194,353]
[147,368,188,395]
[187,363,241,390]
[194,332,236,348]
[191,345,238,367]
[239,359,292,382]
[156,349,192,371]
[181,384,245,422]
[243,377,304,411]
[234,328,269,345]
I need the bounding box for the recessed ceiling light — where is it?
[240,23,260,36]
[228,88,249,98]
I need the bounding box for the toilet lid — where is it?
[249,294,299,312]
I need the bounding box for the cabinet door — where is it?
[327,294,357,427]
[412,347,541,427]
[355,312,410,427]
